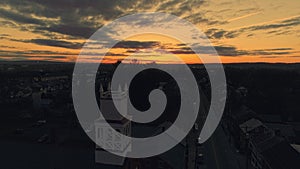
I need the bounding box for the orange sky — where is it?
[0,0,300,63]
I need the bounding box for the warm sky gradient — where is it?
[0,0,300,63]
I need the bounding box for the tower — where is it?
[95,83,131,166]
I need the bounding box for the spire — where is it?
[118,85,122,92]
[124,83,128,92]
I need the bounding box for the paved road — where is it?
[203,125,242,169]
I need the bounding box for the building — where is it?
[226,105,257,151]
[239,118,300,169]
[95,83,131,166]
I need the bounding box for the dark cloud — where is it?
[106,52,127,57]
[260,56,282,58]
[169,50,196,55]
[0,20,17,28]
[0,45,16,49]
[264,48,293,51]
[162,45,241,56]
[0,49,77,62]
[0,33,11,40]
[247,17,300,31]
[0,0,123,38]
[37,24,97,38]
[79,51,128,57]
[28,39,83,49]
[166,45,294,57]
[231,16,300,37]
[0,8,44,25]
[185,13,227,26]
[0,49,75,56]
[205,28,238,39]
[0,0,210,40]
[122,43,294,57]
[46,55,69,59]
[267,30,293,36]
[1,0,124,20]
[160,0,206,16]
[0,34,10,37]
[214,46,248,56]
[158,0,184,11]
[215,46,294,56]
[27,50,76,55]
[0,49,74,61]
[205,16,300,40]
[126,49,138,53]
[114,40,160,49]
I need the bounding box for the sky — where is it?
[0,0,300,63]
